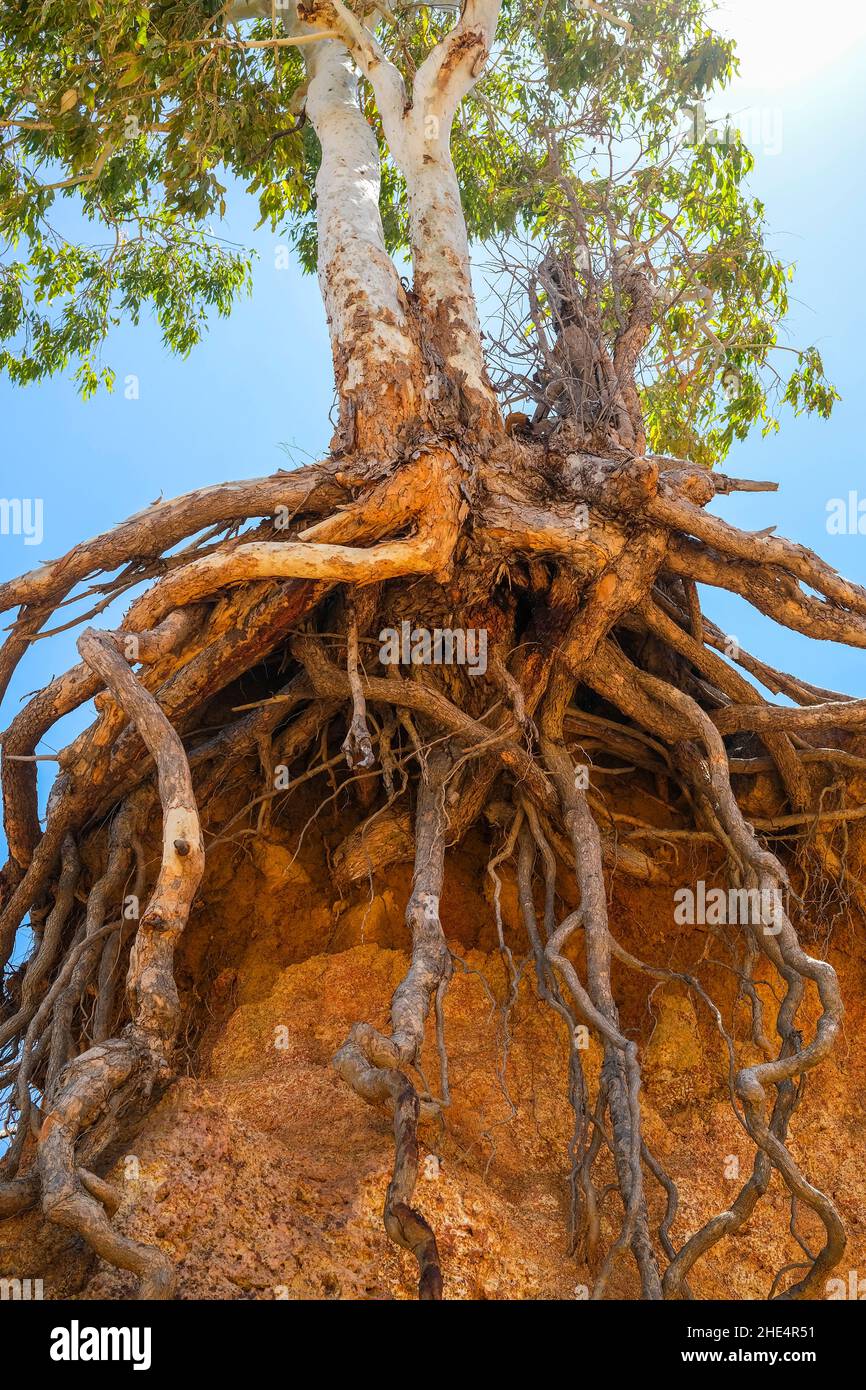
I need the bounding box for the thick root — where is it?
[1,446,861,1302]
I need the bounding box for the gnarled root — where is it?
[20,625,207,1298]
[38,1037,175,1299]
[541,737,662,1300]
[332,745,453,1299]
[1,444,861,1303]
[585,642,846,1299]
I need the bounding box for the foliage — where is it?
[0,0,837,455]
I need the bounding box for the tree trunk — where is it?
[0,0,857,1307]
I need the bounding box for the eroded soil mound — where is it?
[5,784,865,1301]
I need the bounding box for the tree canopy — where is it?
[0,1,838,452]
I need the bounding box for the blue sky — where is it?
[0,0,864,806]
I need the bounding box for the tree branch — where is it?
[298,1,409,154]
[413,0,502,128]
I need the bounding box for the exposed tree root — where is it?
[1,626,205,1297]
[332,745,453,1300]
[0,432,862,1301]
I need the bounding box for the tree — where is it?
[0,1,859,1301]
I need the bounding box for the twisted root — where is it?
[0,444,861,1300]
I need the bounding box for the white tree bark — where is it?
[231,3,423,454]
[300,1,503,428]
[304,35,425,452]
[235,1,503,438]
[405,1,502,415]
[400,117,493,422]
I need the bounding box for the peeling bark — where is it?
[304,34,426,455]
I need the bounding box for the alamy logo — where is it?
[0,1277,43,1299]
[674,881,784,934]
[0,497,43,546]
[682,100,783,156]
[379,621,488,677]
[826,1270,866,1299]
[50,1320,152,1371]
[826,492,866,536]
